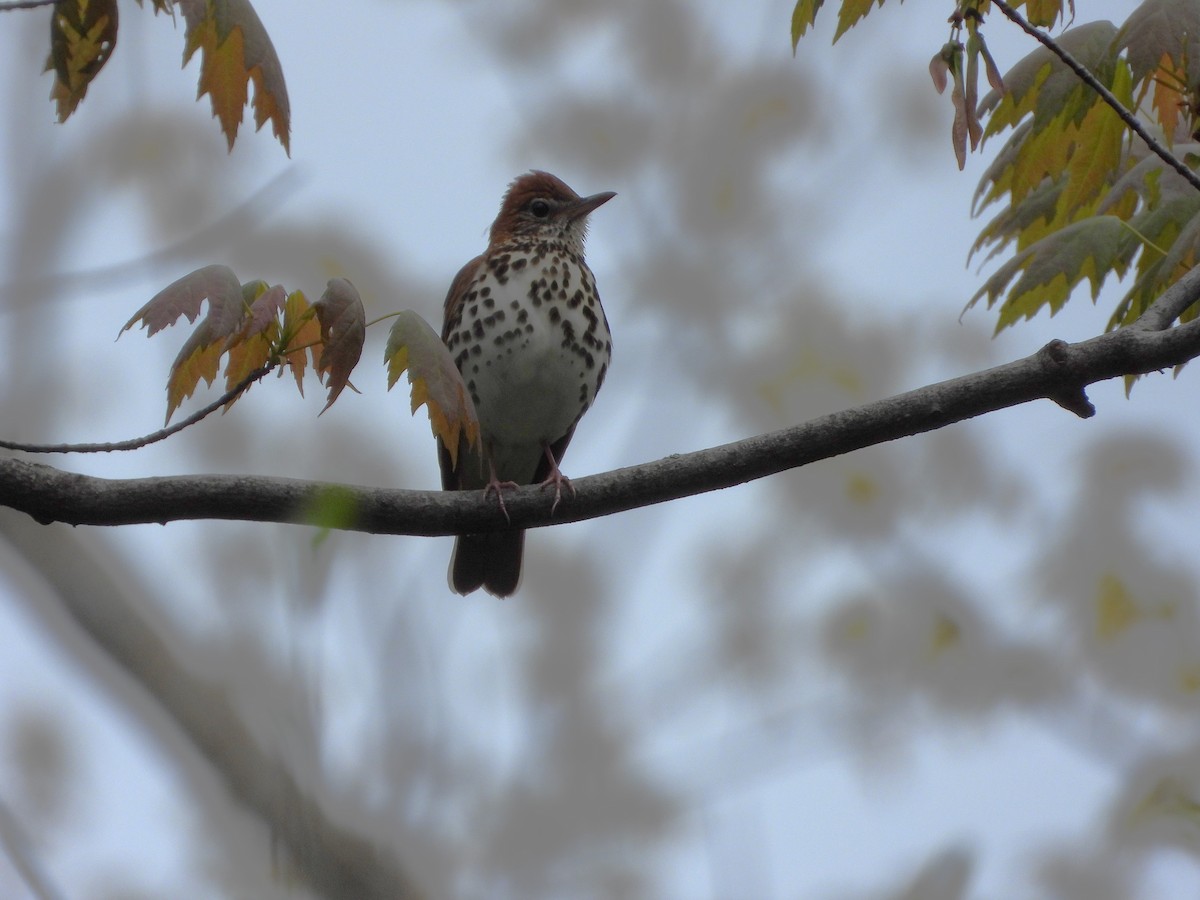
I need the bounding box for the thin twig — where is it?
[989,0,1200,195]
[0,0,57,10]
[0,364,275,454]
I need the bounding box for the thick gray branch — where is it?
[3,267,1200,533]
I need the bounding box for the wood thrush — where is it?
[439,171,615,597]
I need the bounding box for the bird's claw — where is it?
[538,470,575,516]
[483,478,520,524]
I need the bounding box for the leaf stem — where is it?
[365,310,404,329]
[1116,218,1170,259]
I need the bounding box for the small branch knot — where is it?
[1039,339,1095,418]
[1044,338,1071,365]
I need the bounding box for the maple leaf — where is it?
[221,281,286,404]
[971,175,1066,267]
[1006,106,1076,206]
[177,0,291,153]
[1099,142,1200,214]
[123,269,372,425]
[1023,0,1068,28]
[121,264,244,337]
[965,19,1181,335]
[833,0,888,43]
[1116,0,1200,145]
[228,280,286,345]
[279,290,322,396]
[384,311,480,471]
[790,0,823,47]
[792,0,914,46]
[1116,0,1200,90]
[976,63,1128,239]
[979,21,1119,141]
[47,0,119,122]
[1109,192,1200,328]
[1149,53,1188,145]
[121,264,249,422]
[968,216,1136,330]
[1051,64,1132,229]
[311,279,366,414]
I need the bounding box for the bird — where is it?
[438,171,615,597]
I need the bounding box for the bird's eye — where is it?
[530,199,551,217]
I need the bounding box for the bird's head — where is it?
[490,171,615,251]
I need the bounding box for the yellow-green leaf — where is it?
[833,0,887,43]
[1023,0,1066,28]
[790,0,824,48]
[280,290,321,396]
[968,216,1134,330]
[1052,63,1132,229]
[384,311,479,470]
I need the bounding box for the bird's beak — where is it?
[567,191,616,221]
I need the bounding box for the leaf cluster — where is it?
[120,266,479,466]
[793,1,1200,350]
[45,0,290,152]
[120,265,356,422]
[970,3,1200,337]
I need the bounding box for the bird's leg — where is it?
[482,457,520,524]
[537,443,576,516]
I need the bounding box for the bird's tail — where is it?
[449,531,525,597]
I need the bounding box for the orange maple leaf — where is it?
[180,0,291,153]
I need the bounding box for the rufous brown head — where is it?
[489,171,616,249]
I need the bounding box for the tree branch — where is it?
[4,264,1200,534]
[0,0,57,10]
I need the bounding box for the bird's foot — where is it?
[537,446,576,516]
[483,477,521,524]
